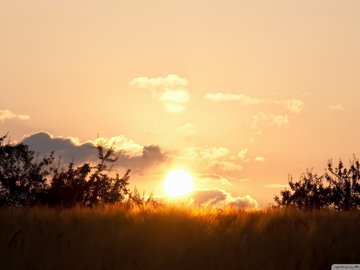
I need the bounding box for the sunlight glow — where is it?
[164,169,194,198]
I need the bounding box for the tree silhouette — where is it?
[0,135,53,206]
[0,135,131,207]
[275,156,360,210]
[325,158,360,210]
[274,171,330,210]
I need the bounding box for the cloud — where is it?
[248,113,290,143]
[93,136,143,156]
[0,109,30,121]
[129,74,190,113]
[249,113,289,133]
[180,146,230,161]
[158,89,189,113]
[204,92,304,114]
[271,114,289,127]
[21,132,168,173]
[176,146,246,175]
[176,123,200,139]
[191,189,227,206]
[255,156,265,162]
[249,113,266,133]
[329,104,344,111]
[190,188,258,209]
[229,195,259,209]
[158,89,189,103]
[129,74,188,90]
[265,184,288,188]
[204,93,261,104]
[283,99,304,114]
[22,132,96,163]
[208,160,244,172]
[237,148,249,161]
[196,174,232,185]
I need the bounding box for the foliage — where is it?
[325,158,360,210]
[0,135,54,206]
[0,135,131,207]
[275,156,360,210]
[45,146,131,207]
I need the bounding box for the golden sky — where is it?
[1,0,360,206]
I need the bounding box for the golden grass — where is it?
[1,204,359,270]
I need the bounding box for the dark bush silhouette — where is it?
[0,135,131,207]
[274,171,330,210]
[45,146,131,207]
[325,158,360,210]
[275,157,360,210]
[0,135,54,206]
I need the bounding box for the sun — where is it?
[164,169,194,198]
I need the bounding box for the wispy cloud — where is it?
[265,184,288,188]
[204,92,304,114]
[271,114,289,127]
[129,74,188,90]
[92,135,144,156]
[179,146,230,161]
[0,109,30,121]
[208,160,244,172]
[196,174,232,185]
[237,148,249,161]
[255,156,265,162]
[174,146,249,177]
[283,99,304,114]
[176,123,201,139]
[204,93,261,104]
[329,104,344,111]
[129,74,190,113]
[249,113,289,132]
[248,113,289,143]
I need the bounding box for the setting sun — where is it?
[164,169,194,198]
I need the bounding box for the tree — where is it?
[46,146,131,207]
[325,158,360,210]
[275,156,360,210]
[274,171,330,210]
[0,135,131,207]
[0,135,53,206]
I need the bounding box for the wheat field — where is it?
[0,204,359,270]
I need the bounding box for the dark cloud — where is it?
[22,132,96,163]
[21,132,169,172]
[117,145,168,173]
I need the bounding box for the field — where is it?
[1,205,359,270]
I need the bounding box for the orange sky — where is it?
[1,0,360,206]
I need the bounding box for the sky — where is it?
[1,0,360,207]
